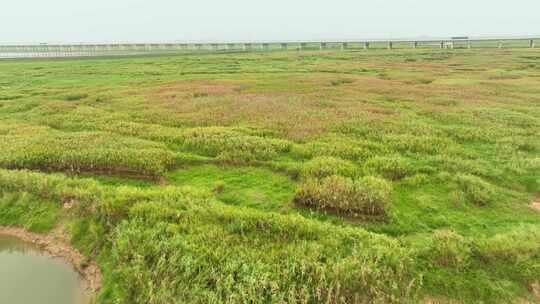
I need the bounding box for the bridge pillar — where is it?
[412,41,417,49]
[530,40,535,48]
[320,42,327,50]
[364,42,370,49]
[280,43,288,50]
[387,42,393,50]
[341,42,348,50]
[440,41,444,49]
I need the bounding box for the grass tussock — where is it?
[295,175,392,217]
[363,155,414,180]
[454,174,496,206]
[423,229,472,268]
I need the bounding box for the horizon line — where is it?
[1,34,540,45]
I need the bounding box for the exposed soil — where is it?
[531,282,540,300]
[531,198,540,212]
[0,225,101,295]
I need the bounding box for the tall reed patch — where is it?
[0,124,175,177]
[107,197,419,304]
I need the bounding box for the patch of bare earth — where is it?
[0,225,101,295]
[530,197,540,212]
[531,282,540,300]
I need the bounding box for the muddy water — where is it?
[0,234,87,304]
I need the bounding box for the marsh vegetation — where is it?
[0,48,539,303]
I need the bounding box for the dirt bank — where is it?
[0,225,101,294]
[531,197,540,211]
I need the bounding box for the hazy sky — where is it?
[2,0,539,43]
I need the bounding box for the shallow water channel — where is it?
[0,234,87,304]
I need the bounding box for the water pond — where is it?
[0,234,87,304]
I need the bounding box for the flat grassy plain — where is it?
[0,49,539,303]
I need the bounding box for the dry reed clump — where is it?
[294,175,392,217]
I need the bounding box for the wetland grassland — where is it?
[0,48,540,303]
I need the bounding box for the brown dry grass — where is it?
[138,58,540,140]
[531,199,540,212]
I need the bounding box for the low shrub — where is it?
[294,175,392,217]
[300,156,358,179]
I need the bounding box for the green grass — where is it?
[0,191,60,232]
[0,48,539,303]
[166,164,295,211]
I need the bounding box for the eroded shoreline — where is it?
[0,226,101,295]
